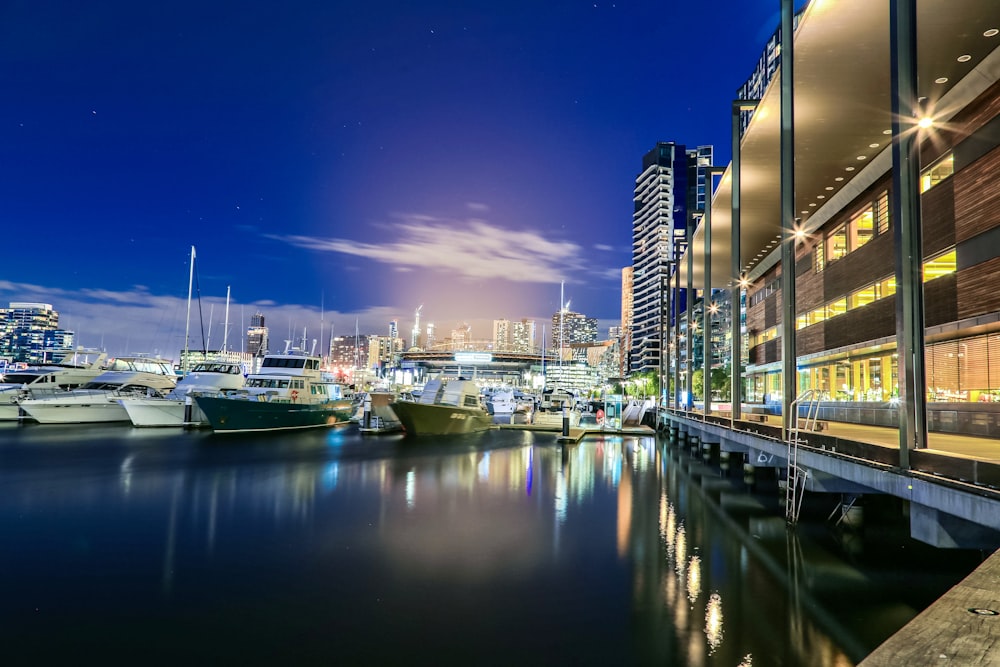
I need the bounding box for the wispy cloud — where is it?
[265,214,588,284]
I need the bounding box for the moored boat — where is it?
[352,391,404,435]
[17,356,177,424]
[194,347,352,433]
[119,361,246,427]
[391,378,494,436]
[0,353,107,421]
[532,389,581,429]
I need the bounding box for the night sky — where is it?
[1,1,783,358]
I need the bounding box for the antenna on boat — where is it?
[283,339,292,354]
[311,339,317,356]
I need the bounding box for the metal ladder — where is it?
[785,390,819,524]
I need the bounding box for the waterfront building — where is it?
[682,0,1000,438]
[367,335,394,373]
[492,319,510,352]
[620,267,633,377]
[511,319,537,354]
[328,335,369,369]
[0,302,74,363]
[450,324,472,351]
[246,311,268,357]
[630,143,713,378]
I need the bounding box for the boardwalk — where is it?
[860,547,1000,665]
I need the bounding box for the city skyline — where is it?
[1,1,788,356]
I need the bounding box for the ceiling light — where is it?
[857,155,867,160]
[957,54,972,63]
[918,117,934,129]
[986,29,999,37]
[883,129,892,134]
[935,77,949,84]
[801,210,809,214]
[869,143,880,148]
[817,195,826,199]
[809,203,817,207]
[825,186,834,191]
[846,166,856,171]
[835,177,844,181]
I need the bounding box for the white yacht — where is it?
[0,353,107,421]
[532,389,581,429]
[119,361,246,427]
[484,389,517,415]
[18,356,177,424]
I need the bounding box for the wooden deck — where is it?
[859,547,1000,665]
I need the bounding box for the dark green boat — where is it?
[194,348,353,433]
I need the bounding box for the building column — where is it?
[779,0,798,442]
[703,168,725,415]
[890,0,928,464]
[731,100,759,424]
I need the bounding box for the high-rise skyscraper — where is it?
[0,302,72,363]
[511,319,536,353]
[630,142,713,377]
[246,311,268,357]
[620,267,633,376]
[492,319,510,352]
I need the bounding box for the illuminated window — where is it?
[920,153,954,193]
[924,250,956,281]
[850,206,875,249]
[825,298,847,319]
[874,191,890,235]
[814,242,825,272]
[879,276,896,298]
[848,284,879,309]
[828,224,848,261]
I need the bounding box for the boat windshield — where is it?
[1,373,47,385]
[107,358,172,375]
[191,363,242,374]
[246,378,291,389]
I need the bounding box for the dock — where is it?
[497,423,656,443]
[859,547,1000,665]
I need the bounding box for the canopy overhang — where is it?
[686,0,1000,289]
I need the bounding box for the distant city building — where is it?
[492,319,510,352]
[389,320,399,342]
[0,302,74,363]
[368,335,395,372]
[450,324,472,351]
[425,322,436,350]
[551,309,597,349]
[329,335,370,368]
[511,319,537,353]
[735,10,802,136]
[246,311,268,357]
[630,142,713,377]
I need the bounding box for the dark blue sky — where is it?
[1,0,780,357]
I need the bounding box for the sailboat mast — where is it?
[222,286,231,352]
[183,245,195,372]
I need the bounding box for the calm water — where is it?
[0,422,984,666]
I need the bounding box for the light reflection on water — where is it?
[0,424,980,665]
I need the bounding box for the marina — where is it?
[0,420,990,665]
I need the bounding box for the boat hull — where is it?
[120,397,211,428]
[391,400,494,436]
[18,392,132,424]
[194,395,354,432]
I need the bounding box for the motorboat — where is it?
[353,391,403,435]
[17,356,177,424]
[0,353,107,421]
[532,389,581,429]
[484,389,517,415]
[391,378,494,436]
[119,360,246,427]
[194,346,353,432]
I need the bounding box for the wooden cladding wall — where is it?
[948,79,1000,139]
[822,232,895,301]
[954,144,1000,243]
[921,178,956,256]
[924,274,958,328]
[825,298,896,350]
[764,293,780,329]
[796,322,825,357]
[957,256,1000,320]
